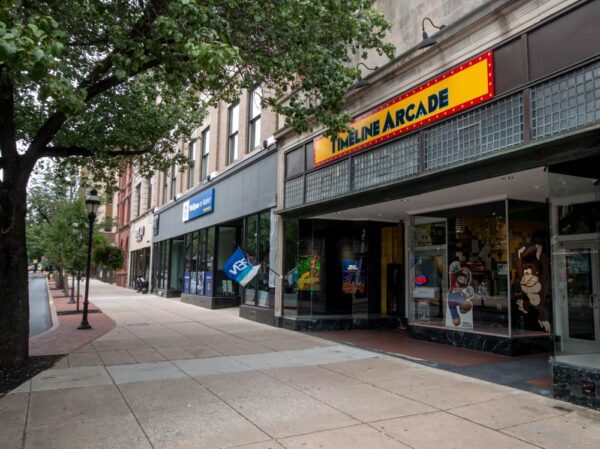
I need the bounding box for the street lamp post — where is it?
[78,189,101,330]
[68,268,76,304]
[76,271,81,312]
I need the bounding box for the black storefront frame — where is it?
[156,214,275,310]
[280,219,403,329]
[182,227,215,297]
[129,247,151,288]
[241,210,273,308]
[154,226,222,302]
[152,239,177,296]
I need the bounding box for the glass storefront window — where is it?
[283,219,299,316]
[160,241,169,289]
[241,211,272,307]
[557,201,600,235]
[297,235,324,315]
[191,232,199,294]
[152,226,216,296]
[244,215,258,305]
[351,225,369,314]
[257,211,271,307]
[152,212,273,304]
[215,226,239,297]
[130,248,150,287]
[550,170,600,369]
[198,229,206,271]
[412,218,447,328]
[295,220,327,316]
[410,201,510,336]
[152,243,159,291]
[170,237,185,291]
[508,201,550,334]
[206,227,215,272]
[284,220,375,317]
[183,234,192,293]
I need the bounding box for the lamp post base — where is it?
[77,321,92,330]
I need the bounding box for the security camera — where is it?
[263,136,277,149]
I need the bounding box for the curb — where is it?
[30,276,60,342]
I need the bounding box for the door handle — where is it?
[591,293,599,309]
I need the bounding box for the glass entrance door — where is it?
[555,241,600,354]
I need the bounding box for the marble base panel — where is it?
[180,294,238,309]
[154,288,181,298]
[239,304,275,325]
[408,325,552,356]
[551,359,600,410]
[279,316,401,332]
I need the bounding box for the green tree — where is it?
[0,0,393,363]
[26,221,46,263]
[93,243,124,272]
[26,165,83,288]
[42,197,88,291]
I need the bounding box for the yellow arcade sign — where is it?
[314,52,495,167]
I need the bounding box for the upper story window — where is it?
[146,178,152,211]
[228,103,239,165]
[161,170,168,205]
[170,163,177,200]
[249,86,262,151]
[103,217,112,232]
[125,198,130,224]
[201,127,210,181]
[135,183,141,217]
[187,142,196,189]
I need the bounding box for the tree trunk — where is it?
[63,268,69,296]
[0,177,30,364]
[56,266,63,289]
[1,65,37,364]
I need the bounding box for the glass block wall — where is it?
[532,60,600,139]
[284,176,304,208]
[352,134,419,190]
[284,59,600,209]
[305,159,350,203]
[424,94,523,171]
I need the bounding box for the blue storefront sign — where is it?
[182,188,215,222]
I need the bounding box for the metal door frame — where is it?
[555,238,600,353]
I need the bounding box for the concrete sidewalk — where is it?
[313,330,553,397]
[2,280,599,449]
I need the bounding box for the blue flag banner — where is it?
[223,247,261,287]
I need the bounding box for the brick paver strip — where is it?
[29,280,116,356]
